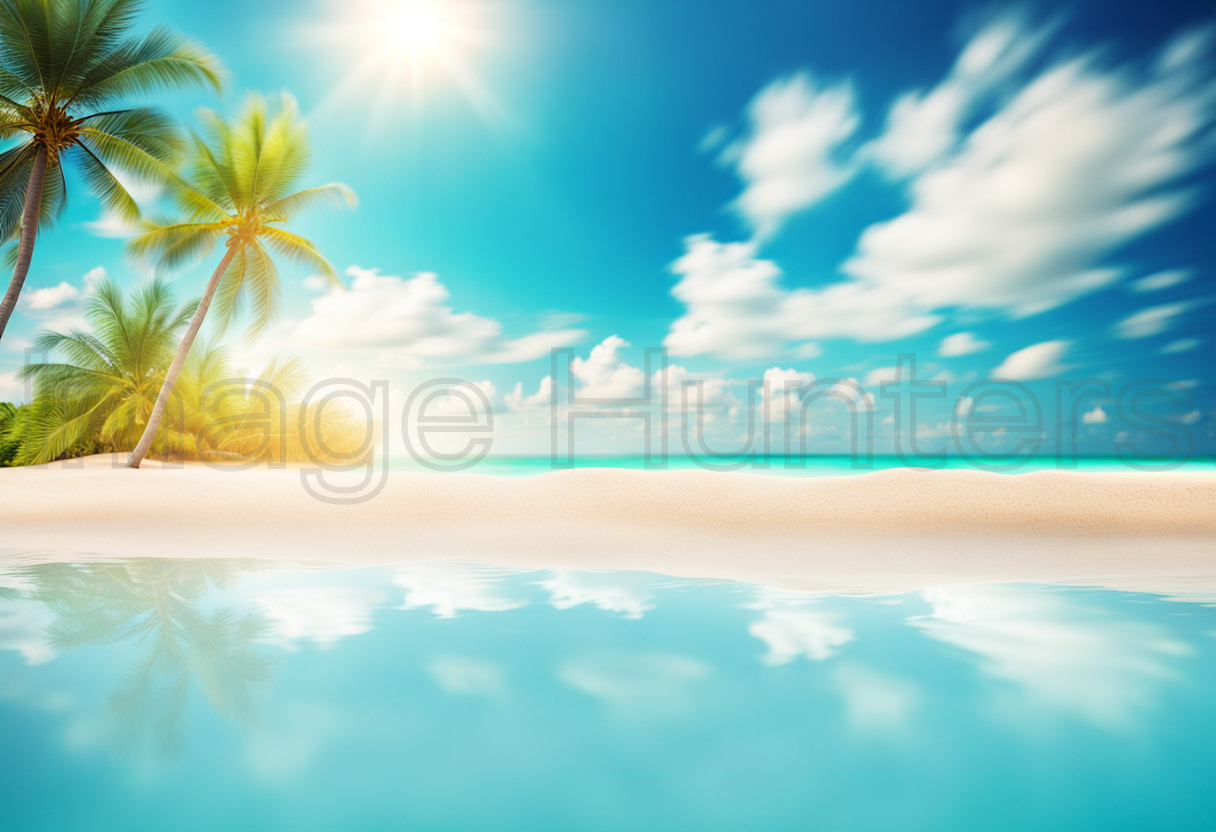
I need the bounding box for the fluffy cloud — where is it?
[665,235,938,359]
[845,30,1216,318]
[670,24,1216,359]
[655,363,737,413]
[938,331,992,357]
[538,571,655,619]
[569,335,646,399]
[292,267,585,366]
[720,72,860,239]
[866,14,1049,177]
[0,370,21,402]
[21,282,79,311]
[504,376,553,410]
[1115,302,1194,339]
[912,586,1191,726]
[1082,405,1110,425]
[760,367,815,423]
[992,340,1071,380]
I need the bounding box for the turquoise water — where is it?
[389,454,1216,477]
[2,559,1215,831]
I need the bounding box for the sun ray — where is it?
[305,0,513,133]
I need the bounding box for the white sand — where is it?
[2,454,1214,597]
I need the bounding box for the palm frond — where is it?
[69,25,224,107]
[262,183,357,223]
[127,219,223,271]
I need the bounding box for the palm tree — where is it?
[15,274,195,464]
[124,92,355,469]
[0,0,223,343]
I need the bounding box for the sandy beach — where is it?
[2,455,1214,597]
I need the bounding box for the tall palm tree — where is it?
[0,0,223,343]
[125,92,355,469]
[15,274,195,464]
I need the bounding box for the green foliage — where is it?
[129,92,355,340]
[14,274,195,464]
[6,279,370,466]
[0,0,224,245]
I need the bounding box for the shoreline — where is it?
[3,455,1215,598]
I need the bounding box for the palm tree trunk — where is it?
[126,244,238,469]
[0,146,49,344]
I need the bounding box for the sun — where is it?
[309,0,510,128]
[376,0,459,60]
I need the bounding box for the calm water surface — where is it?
[1,558,1214,831]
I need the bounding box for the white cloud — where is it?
[912,586,1191,727]
[761,367,815,422]
[255,587,382,648]
[1131,269,1193,292]
[303,274,331,292]
[396,563,526,619]
[665,235,938,360]
[1161,337,1202,355]
[832,664,919,731]
[1082,405,1110,425]
[504,376,552,410]
[1178,409,1202,425]
[538,571,654,619]
[569,335,645,399]
[938,331,992,357]
[1115,302,1194,339]
[867,14,1050,177]
[825,378,876,414]
[720,72,860,239]
[559,653,710,714]
[81,267,107,292]
[862,366,900,388]
[292,267,585,365]
[845,32,1216,319]
[669,25,1215,359]
[747,591,854,664]
[0,370,23,402]
[21,282,79,311]
[427,655,505,696]
[656,364,737,413]
[992,340,1071,380]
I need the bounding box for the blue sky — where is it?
[2,0,1213,456]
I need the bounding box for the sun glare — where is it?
[379,1,454,59]
[310,0,510,129]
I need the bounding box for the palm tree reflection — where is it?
[25,559,276,754]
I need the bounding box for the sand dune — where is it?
[2,455,1214,596]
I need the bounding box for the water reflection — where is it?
[911,585,1193,727]
[3,560,276,754]
[1,558,1214,831]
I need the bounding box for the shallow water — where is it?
[1,559,1214,831]
[389,454,1216,477]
